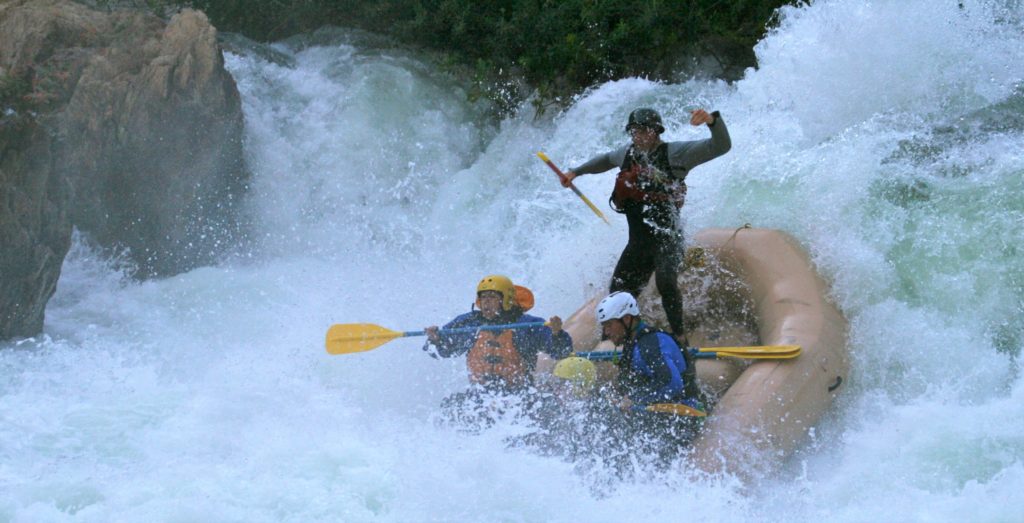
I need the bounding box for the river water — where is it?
[2,0,1023,520]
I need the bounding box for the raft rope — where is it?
[725,223,752,247]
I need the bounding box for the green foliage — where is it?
[171,0,794,111]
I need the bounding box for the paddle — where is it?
[633,403,707,417]
[536,152,610,225]
[576,344,801,362]
[325,322,547,355]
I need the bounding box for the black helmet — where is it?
[625,108,664,134]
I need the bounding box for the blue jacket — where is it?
[617,322,695,406]
[429,309,573,373]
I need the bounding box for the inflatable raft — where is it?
[550,227,849,479]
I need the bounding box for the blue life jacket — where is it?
[618,322,698,407]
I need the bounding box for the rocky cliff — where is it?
[1,0,247,340]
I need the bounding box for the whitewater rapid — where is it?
[2,0,1023,520]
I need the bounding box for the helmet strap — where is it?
[623,315,640,342]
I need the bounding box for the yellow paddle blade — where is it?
[646,403,707,417]
[325,323,405,355]
[714,349,802,360]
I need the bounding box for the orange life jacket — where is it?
[466,330,528,388]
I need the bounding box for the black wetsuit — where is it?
[611,144,687,335]
[570,112,731,337]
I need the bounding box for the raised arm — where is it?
[668,110,731,172]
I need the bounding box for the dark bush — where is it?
[173,0,795,111]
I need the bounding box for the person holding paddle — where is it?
[595,291,703,415]
[424,274,572,392]
[560,107,731,344]
[567,290,707,468]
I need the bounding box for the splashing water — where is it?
[3,1,1024,520]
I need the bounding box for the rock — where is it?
[57,7,248,278]
[0,0,248,340]
[0,115,71,339]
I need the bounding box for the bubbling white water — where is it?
[2,0,1023,520]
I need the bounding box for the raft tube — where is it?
[557,227,849,480]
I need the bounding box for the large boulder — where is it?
[0,115,70,339]
[0,0,247,340]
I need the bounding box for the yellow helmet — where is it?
[476,274,516,311]
[553,356,597,398]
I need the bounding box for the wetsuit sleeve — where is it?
[667,113,731,174]
[548,329,573,359]
[521,314,573,358]
[630,333,686,405]
[569,145,629,175]
[430,313,479,358]
[507,314,572,371]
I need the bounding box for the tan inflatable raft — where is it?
[551,226,849,479]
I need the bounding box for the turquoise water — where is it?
[2,0,1023,520]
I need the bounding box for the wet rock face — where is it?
[56,5,249,279]
[0,0,248,340]
[0,116,70,339]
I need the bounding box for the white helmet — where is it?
[595,291,639,323]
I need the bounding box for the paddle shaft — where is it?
[576,346,799,361]
[408,321,547,338]
[579,349,717,361]
[578,348,719,361]
[325,321,551,355]
[536,152,610,224]
[631,403,707,417]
